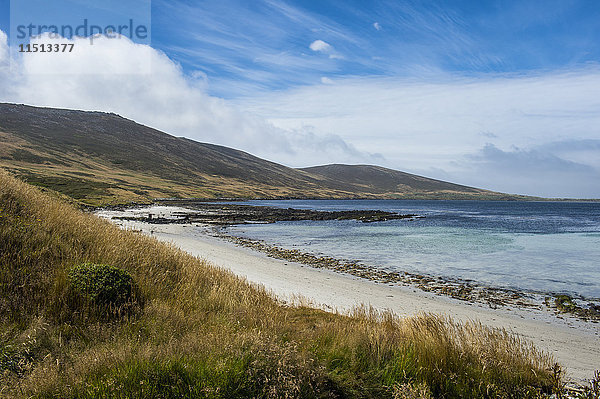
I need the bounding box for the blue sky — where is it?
[1,0,599,197]
[3,0,599,97]
[151,0,600,97]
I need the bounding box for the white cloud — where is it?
[22,34,154,76]
[309,39,343,60]
[0,31,11,100]
[0,30,379,167]
[538,139,600,170]
[320,77,334,84]
[373,22,382,31]
[309,39,332,53]
[237,69,600,197]
[453,144,600,197]
[0,30,8,64]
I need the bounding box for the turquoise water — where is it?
[224,200,600,299]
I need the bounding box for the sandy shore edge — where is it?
[105,217,599,383]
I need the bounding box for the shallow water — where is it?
[224,200,600,299]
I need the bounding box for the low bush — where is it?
[68,263,134,306]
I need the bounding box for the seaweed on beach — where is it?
[105,202,600,323]
[551,295,600,321]
[214,230,553,313]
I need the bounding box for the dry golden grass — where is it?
[0,156,355,206]
[0,169,557,398]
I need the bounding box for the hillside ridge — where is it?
[0,103,519,205]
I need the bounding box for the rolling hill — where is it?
[302,164,483,196]
[0,103,517,205]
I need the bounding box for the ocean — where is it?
[224,200,600,299]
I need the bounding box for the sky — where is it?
[0,0,599,197]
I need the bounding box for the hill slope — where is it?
[0,170,556,397]
[302,164,483,197]
[0,103,509,205]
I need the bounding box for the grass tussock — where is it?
[0,169,558,398]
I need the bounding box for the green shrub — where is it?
[68,263,134,306]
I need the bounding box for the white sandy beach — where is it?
[102,214,599,383]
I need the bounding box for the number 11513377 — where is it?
[19,43,74,53]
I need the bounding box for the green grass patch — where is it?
[15,172,115,200]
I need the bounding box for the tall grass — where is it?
[0,169,556,398]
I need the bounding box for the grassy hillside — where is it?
[0,103,348,205]
[0,103,519,205]
[301,164,525,200]
[0,170,558,398]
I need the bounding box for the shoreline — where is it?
[97,212,600,384]
[212,228,595,316]
[97,202,600,317]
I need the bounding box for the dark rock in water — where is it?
[116,201,422,225]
